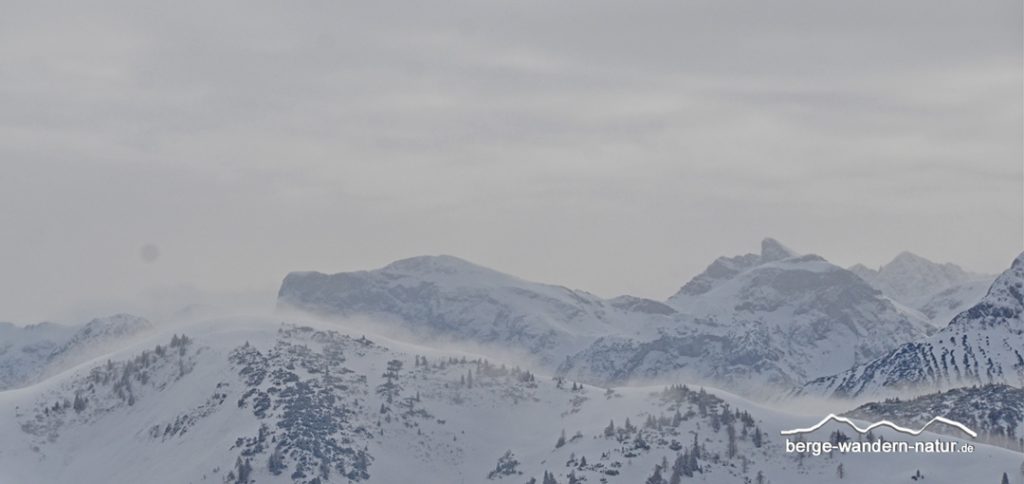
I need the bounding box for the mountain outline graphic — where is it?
[780,413,977,438]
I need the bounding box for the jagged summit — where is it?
[760,237,798,262]
[670,238,800,299]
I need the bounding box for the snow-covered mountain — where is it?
[0,314,153,390]
[278,243,934,399]
[846,384,1024,451]
[559,240,933,395]
[2,316,1020,484]
[850,252,994,325]
[277,255,677,366]
[801,252,1024,399]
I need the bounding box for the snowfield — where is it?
[1,315,1021,484]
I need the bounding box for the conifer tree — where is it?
[604,420,616,437]
[555,429,567,448]
[645,464,666,484]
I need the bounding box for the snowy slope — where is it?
[850,252,994,326]
[560,240,933,396]
[1,315,1020,484]
[801,252,1024,399]
[0,314,153,390]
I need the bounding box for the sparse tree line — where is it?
[534,384,769,484]
[35,334,195,421]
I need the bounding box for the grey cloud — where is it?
[0,0,1019,322]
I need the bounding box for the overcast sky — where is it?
[1,0,1021,323]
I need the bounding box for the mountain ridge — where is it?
[0,313,153,390]
[800,252,1024,399]
[561,244,932,395]
[849,251,995,325]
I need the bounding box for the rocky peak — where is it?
[760,237,798,262]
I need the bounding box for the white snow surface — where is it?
[1,315,1020,484]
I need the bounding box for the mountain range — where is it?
[1,240,1021,483]
[801,253,1024,399]
[280,239,947,397]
